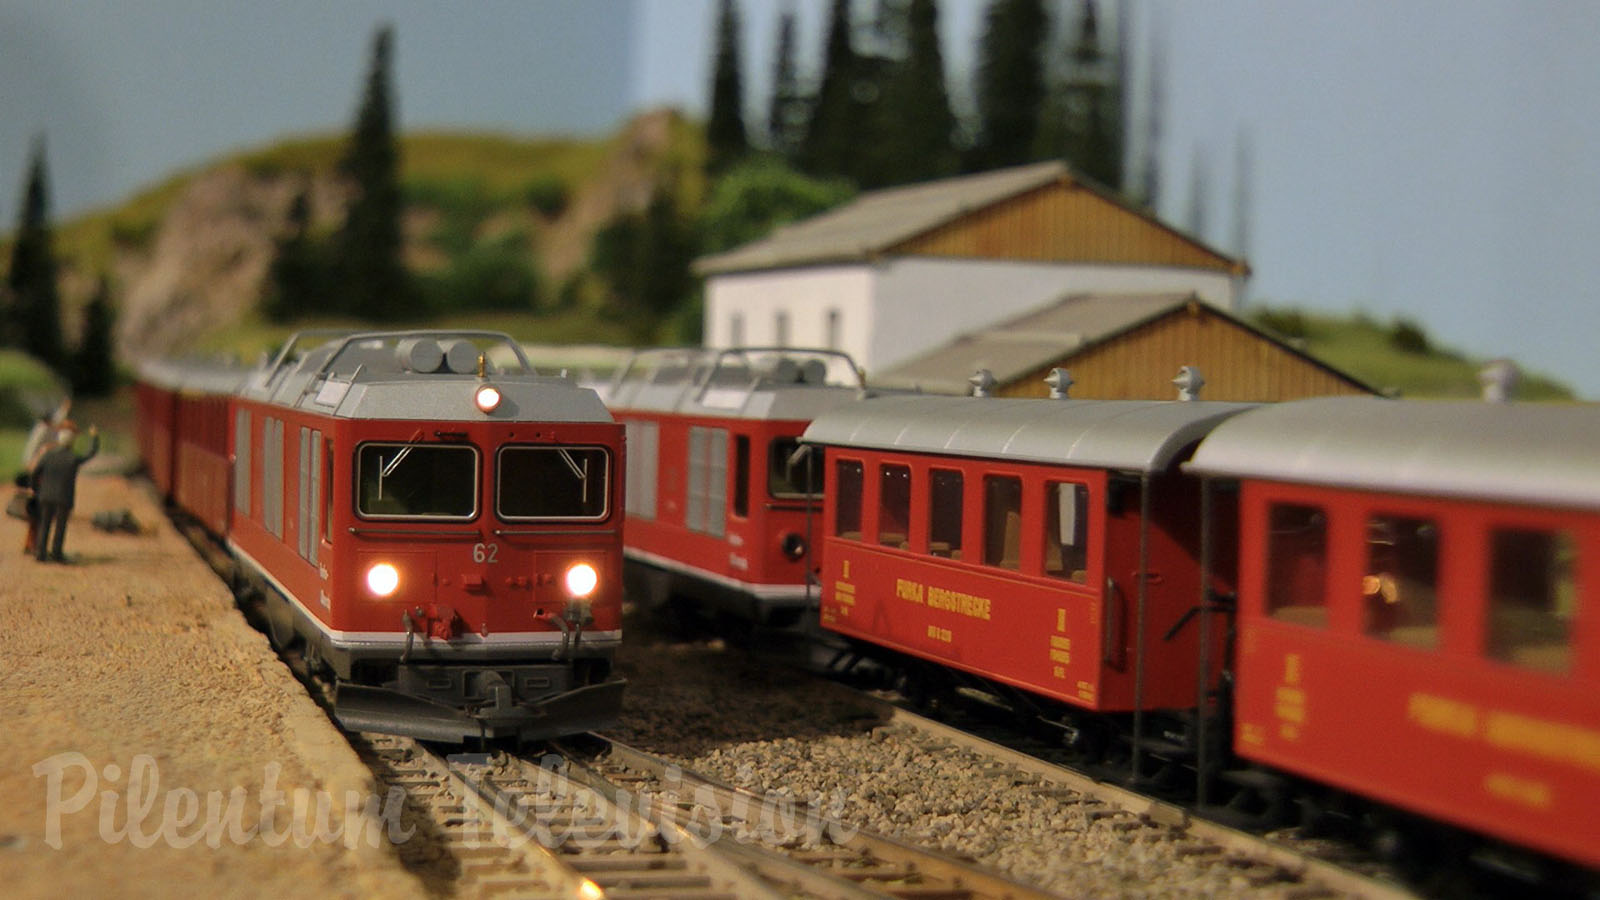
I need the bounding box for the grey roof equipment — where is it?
[1186,396,1600,510]
[604,347,866,422]
[802,395,1255,474]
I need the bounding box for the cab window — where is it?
[770,437,824,498]
[358,443,477,519]
[498,446,609,520]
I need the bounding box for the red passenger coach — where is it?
[1189,397,1600,868]
[803,394,1252,721]
[601,348,862,627]
[136,331,626,743]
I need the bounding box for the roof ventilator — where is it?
[969,368,997,398]
[1173,366,1205,401]
[1045,367,1073,399]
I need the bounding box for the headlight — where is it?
[366,563,400,597]
[564,562,598,598]
[781,532,807,561]
[474,384,502,413]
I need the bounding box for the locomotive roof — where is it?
[602,347,865,422]
[146,331,611,423]
[801,394,1255,473]
[1186,395,1600,509]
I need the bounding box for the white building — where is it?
[696,161,1249,375]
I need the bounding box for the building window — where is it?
[774,311,790,347]
[834,460,863,540]
[1266,503,1327,627]
[983,475,1023,570]
[1489,528,1577,673]
[877,463,911,549]
[1044,482,1089,583]
[826,309,841,350]
[1362,515,1438,648]
[729,313,744,347]
[928,469,963,559]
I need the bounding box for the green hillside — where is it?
[1250,307,1575,401]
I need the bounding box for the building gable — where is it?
[893,180,1246,274]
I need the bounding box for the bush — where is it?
[1389,318,1431,354]
[419,234,542,313]
[1252,308,1308,340]
[524,175,570,218]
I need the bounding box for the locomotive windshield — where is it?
[769,437,824,498]
[498,446,610,520]
[357,443,478,519]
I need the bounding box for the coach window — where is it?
[1488,528,1576,673]
[1361,515,1438,648]
[357,443,478,519]
[928,469,963,559]
[770,437,824,498]
[1045,482,1089,584]
[1265,503,1327,627]
[498,446,610,520]
[983,475,1023,571]
[877,463,912,549]
[835,459,863,540]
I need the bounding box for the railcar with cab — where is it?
[136,330,625,743]
[600,347,862,627]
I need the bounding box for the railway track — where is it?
[355,731,1054,899]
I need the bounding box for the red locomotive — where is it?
[600,347,861,627]
[135,330,625,742]
[804,389,1600,877]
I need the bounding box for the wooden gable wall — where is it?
[999,303,1372,402]
[893,180,1247,274]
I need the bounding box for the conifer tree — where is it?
[800,0,866,180]
[968,0,1049,172]
[767,10,806,161]
[706,0,749,173]
[1047,0,1122,189]
[6,137,65,369]
[264,187,323,322]
[338,24,409,321]
[71,276,116,397]
[879,0,957,183]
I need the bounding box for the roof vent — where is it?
[1044,367,1073,399]
[1173,366,1205,401]
[1479,359,1519,403]
[969,368,997,398]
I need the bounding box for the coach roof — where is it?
[802,395,1255,473]
[1186,395,1600,510]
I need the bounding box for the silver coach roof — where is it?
[802,395,1255,473]
[1186,396,1600,509]
[135,357,251,395]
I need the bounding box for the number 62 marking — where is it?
[473,542,499,564]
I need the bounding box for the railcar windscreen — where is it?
[769,437,824,498]
[498,446,610,520]
[357,443,478,519]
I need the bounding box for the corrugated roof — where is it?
[695,161,1070,275]
[802,394,1255,473]
[873,293,1197,393]
[1186,396,1600,510]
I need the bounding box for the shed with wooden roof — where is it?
[696,161,1249,375]
[873,292,1373,402]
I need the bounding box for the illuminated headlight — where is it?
[564,562,598,598]
[474,384,502,413]
[366,563,400,597]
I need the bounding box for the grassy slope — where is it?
[1252,307,1575,401]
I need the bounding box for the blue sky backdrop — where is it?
[2,0,1598,396]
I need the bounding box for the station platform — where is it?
[0,467,423,898]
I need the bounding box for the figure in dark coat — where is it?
[30,422,98,563]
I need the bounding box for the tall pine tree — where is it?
[800,0,866,180]
[879,0,957,184]
[1049,0,1123,189]
[767,9,806,161]
[968,0,1049,172]
[706,0,749,173]
[71,276,116,397]
[264,186,324,323]
[6,137,65,369]
[338,24,409,321]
